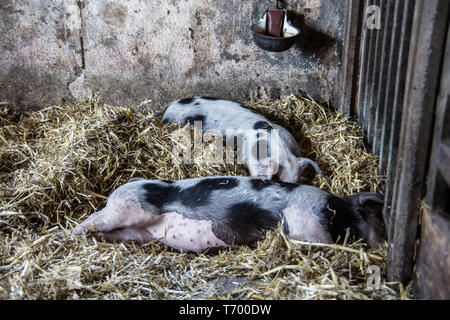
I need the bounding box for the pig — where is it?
[161,97,322,184]
[73,176,386,252]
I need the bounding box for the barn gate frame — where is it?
[339,0,450,299]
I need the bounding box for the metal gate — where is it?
[339,0,450,298]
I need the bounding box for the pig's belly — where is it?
[147,211,227,252]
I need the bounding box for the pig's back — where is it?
[163,97,271,133]
[135,176,293,245]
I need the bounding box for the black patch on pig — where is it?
[184,114,206,125]
[250,179,273,191]
[142,182,179,211]
[161,180,174,184]
[277,181,299,192]
[216,201,281,245]
[321,195,363,244]
[201,96,219,101]
[253,121,273,131]
[179,97,196,104]
[179,177,239,207]
[142,177,238,211]
[250,179,298,192]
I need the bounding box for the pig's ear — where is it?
[350,192,384,207]
[349,192,385,218]
[296,157,323,183]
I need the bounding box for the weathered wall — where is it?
[0,0,344,112]
[0,0,82,108]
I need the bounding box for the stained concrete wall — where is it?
[0,0,344,112]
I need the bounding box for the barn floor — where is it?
[0,95,411,299]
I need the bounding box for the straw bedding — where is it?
[0,95,411,299]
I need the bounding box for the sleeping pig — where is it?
[161,97,322,184]
[73,176,386,252]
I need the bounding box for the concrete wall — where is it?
[0,0,344,112]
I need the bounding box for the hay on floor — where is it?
[0,95,410,299]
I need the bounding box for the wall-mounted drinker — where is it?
[251,1,300,52]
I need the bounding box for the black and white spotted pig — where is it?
[162,97,322,184]
[73,176,386,252]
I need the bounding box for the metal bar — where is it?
[383,0,416,238]
[372,0,395,156]
[379,0,405,174]
[361,0,378,139]
[366,0,386,147]
[387,0,421,246]
[357,0,373,127]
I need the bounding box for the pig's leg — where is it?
[72,207,131,234]
[73,207,155,235]
[72,209,105,234]
[94,226,155,243]
[73,189,158,235]
[73,206,156,236]
[97,226,230,252]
